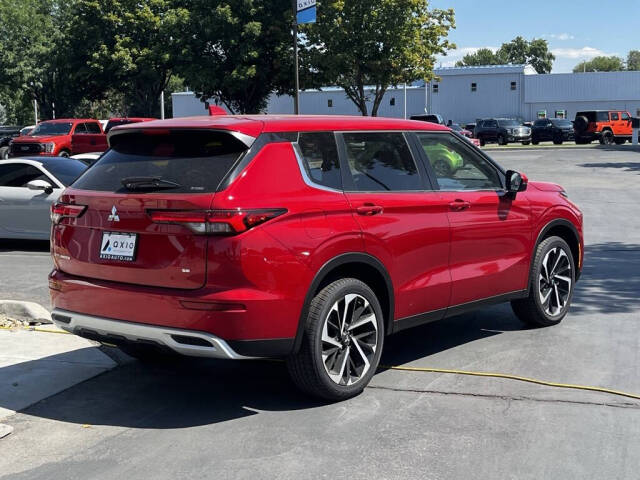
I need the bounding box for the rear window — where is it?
[40,159,87,186]
[577,112,609,122]
[71,130,248,193]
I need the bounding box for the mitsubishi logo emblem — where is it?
[107,206,120,222]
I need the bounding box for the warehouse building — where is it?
[172,66,640,124]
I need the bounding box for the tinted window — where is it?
[551,119,572,128]
[0,164,52,187]
[72,130,248,193]
[85,122,102,134]
[417,133,502,191]
[597,112,609,122]
[486,120,498,128]
[342,132,422,191]
[295,132,341,190]
[40,159,87,186]
[610,112,619,121]
[30,122,73,136]
[497,119,520,127]
[621,112,630,120]
[74,123,88,134]
[534,120,547,127]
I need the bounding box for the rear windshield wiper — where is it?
[121,177,182,191]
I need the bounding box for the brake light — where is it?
[51,203,87,224]
[149,209,286,235]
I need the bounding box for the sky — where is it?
[430,0,640,73]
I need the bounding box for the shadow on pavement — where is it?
[579,161,640,173]
[0,242,636,429]
[0,239,50,253]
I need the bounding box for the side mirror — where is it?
[505,170,527,195]
[27,179,54,195]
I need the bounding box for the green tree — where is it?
[626,50,640,71]
[455,48,503,67]
[302,0,455,116]
[178,0,292,114]
[573,56,624,73]
[497,36,554,73]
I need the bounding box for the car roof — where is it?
[112,115,451,138]
[37,118,100,124]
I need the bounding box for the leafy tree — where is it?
[627,50,640,71]
[573,56,624,73]
[497,36,554,73]
[178,0,293,114]
[302,0,455,116]
[455,48,503,67]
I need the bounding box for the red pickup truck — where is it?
[9,118,108,158]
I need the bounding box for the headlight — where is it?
[41,142,55,153]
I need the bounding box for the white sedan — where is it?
[0,157,87,240]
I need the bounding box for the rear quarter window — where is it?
[71,130,248,193]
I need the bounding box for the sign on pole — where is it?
[297,0,316,24]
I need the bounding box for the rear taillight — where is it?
[149,209,286,235]
[51,203,86,224]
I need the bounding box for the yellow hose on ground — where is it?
[2,325,639,401]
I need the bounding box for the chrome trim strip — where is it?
[51,308,254,360]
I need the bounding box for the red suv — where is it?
[49,115,584,400]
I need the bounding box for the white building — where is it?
[172,66,640,124]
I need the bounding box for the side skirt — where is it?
[392,289,529,334]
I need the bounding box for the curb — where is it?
[0,301,52,325]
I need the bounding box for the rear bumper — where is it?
[52,308,256,359]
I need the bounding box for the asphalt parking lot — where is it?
[1,146,640,479]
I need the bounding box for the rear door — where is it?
[338,131,451,321]
[415,132,531,306]
[51,129,252,289]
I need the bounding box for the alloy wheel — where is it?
[321,293,378,386]
[538,247,572,316]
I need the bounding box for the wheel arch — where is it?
[292,252,394,354]
[530,219,582,289]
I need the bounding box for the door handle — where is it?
[448,199,471,211]
[356,204,383,216]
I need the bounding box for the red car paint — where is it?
[49,115,583,357]
[10,118,107,157]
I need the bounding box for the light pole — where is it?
[292,0,300,114]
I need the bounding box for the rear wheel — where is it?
[479,137,486,147]
[0,146,8,159]
[497,134,506,145]
[553,135,563,145]
[522,141,530,145]
[287,278,384,401]
[511,236,575,327]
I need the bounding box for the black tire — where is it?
[0,146,8,159]
[575,138,589,145]
[614,138,626,145]
[58,150,70,157]
[479,137,485,147]
[497,134,506,145]
[532,138,539,145]
[522,141,530,145]
[511,236,576,327]
[287,278,385,401]
[600,130,613,145]
[553,137,563,145]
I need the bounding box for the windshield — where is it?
[40,158,87,186]
[551,119,572,128]
[497,120,521,127]
[30,122,73,136]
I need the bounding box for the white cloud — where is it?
[544,33,575,41]
[551,46,619,59]
[436,46,499,67]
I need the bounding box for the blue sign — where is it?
[297,0,316,24]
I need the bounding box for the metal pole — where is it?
[292,0,300,114]
[424,80,428,113]
[33,99,38,124]
[52,102,55,120]
[160,91,165,120]
[403,83,407,119]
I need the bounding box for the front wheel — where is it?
[511,236,575,327]
[497,134,506,145]
[600,131,613,145]
[287,278,384,401]
[58,150,70,157]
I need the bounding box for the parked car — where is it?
[48,115,583,401]
[0,126,22,159]
[70,152,103,166]
[0,157,87,240]
[573,110,632,145]
[475,118,532,146]
[531,118,575,145]
[448,123,473,139]
[464,123,477,136]
[9,119,108,158]
[409,113,445,125]
[104,117,156,133]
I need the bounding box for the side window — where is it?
[611,112,619,121]
[74,123,88,134]
[295,132,341,190]
[534,120,545,127]
[487,120,498,128]
[0,164,51,187]
[417,133,503,191]
[342,132,422,192]
[621,112,630,121]
[85,122,102,134]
